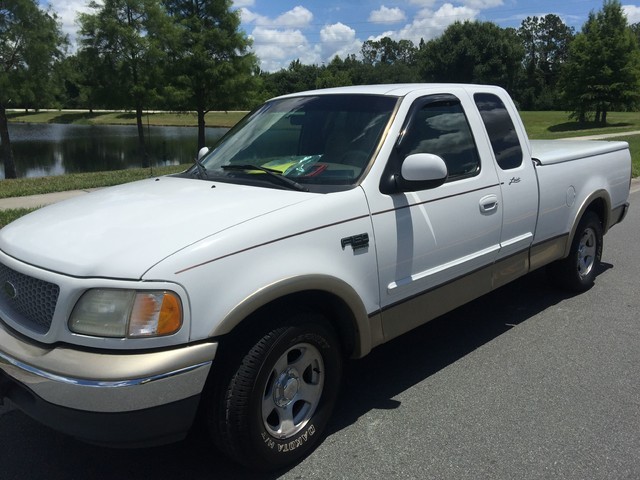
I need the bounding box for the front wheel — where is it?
[548,211,603,292]
[209,314,342,471]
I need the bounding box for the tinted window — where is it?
[197,94,398,192]
[399,101,480,179]
[474,93,523,170]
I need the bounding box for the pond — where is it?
[1,123,228,179]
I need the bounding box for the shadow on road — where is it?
[0,268,583,480]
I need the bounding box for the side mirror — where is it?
[396,153,448,192]
[197,146,209,161]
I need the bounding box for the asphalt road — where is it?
[1,187,639,480]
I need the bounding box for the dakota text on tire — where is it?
[210,313,343,471]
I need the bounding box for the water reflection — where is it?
[1,123,227,179]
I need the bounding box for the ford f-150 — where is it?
[0,84,631,470]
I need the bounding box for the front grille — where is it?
[0,262,59,334]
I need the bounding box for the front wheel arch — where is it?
[213,276,371,358]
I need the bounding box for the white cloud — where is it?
[232,0,255,7]
[48,0,97,49]
[242,6,316,70]
[274,6,313,28]
[409,0,437,6]
[623,5,640,24]
[460,0,503,8]
[242,6,313,28]
[369,6,407,24]
[248,26,319,71]
[372,3,479,45]
[240,8,261,24]
[319,22,362,61]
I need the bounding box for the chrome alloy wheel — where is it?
[262,342,324,439]
[577,227,597,279]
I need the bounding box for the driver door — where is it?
[366,93,503,340]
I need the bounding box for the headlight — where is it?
[69,289,183,338]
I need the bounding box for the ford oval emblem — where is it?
[2,281,17,300]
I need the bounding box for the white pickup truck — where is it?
[0,84,631,470]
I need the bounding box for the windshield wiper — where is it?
[221,164,309,192]
[194,158,209,180]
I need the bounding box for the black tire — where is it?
[548,211,603,292]
[209,313,342,471]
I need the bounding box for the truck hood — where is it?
[0,177,311,279]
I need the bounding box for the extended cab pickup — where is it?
[0,84,631,470]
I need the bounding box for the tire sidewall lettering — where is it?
[260,423,316,453]
[248,322,341,464]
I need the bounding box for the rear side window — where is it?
[474,93,523,170]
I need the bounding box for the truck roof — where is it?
[274,83,505,99]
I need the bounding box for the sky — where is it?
[45,0,640,72]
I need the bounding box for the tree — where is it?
[561,0,640,123]
[418,22,524,93]
[360,37,420,84]
[0,0,66,179]
[78,0,171,166]
[631,22,640,45]
[518,15,574,109]
[361,37,417,66]
[316,57,353,89]
[163,0,258,150]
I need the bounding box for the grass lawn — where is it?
[0,163,190,199]
[615,135,640,177]
[1,110,638,228]
[520,111,640,140]
[0,208,38,228]
[7,110,248,128]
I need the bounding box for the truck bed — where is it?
[530,139,630,165]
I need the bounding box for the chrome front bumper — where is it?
[0,321,217,413]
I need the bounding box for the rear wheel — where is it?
[548,211,603,292]
[208,313,342,471]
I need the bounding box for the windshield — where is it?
[195,94,398,192]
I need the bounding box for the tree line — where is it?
[1,0,640,179]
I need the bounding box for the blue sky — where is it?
[47,0,640,71]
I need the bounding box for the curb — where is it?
[0,189,100,211]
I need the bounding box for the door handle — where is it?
[479,194,499,213]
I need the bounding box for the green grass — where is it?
[520,111,640,139]
[0,208,38,228]
[7,110,248,128]
[1,110,637,207]
[519,111,640,176]
[615,135,640,177]
[0,163,191,199]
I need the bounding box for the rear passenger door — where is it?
[473,92,539,286]
[366,93,503,340]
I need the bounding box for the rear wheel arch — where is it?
[550,209,603,292]
[565,191,609,258]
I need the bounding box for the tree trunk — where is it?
[0,104,18,179]
[601,109,607,125]
[197,108,206,150]
[579,111,586,124]
[135,105,148,168]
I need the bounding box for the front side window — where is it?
[474,93,523,170]
[398,100,480,180]
[193,94,398,192]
